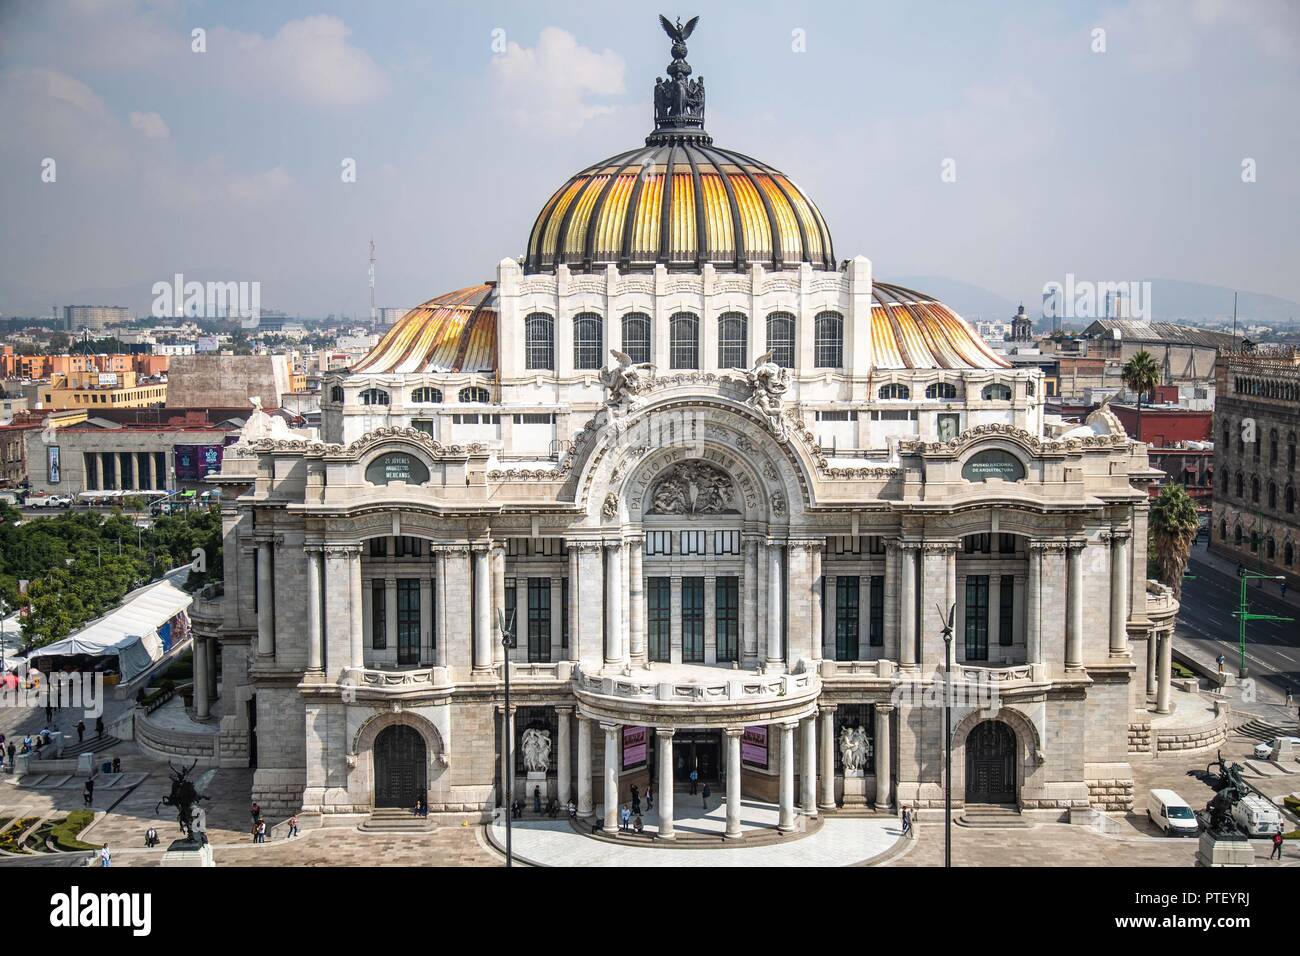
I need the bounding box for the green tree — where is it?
[1149,483,1200,599]
[1121,350,1160,441]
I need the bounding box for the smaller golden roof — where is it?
[352,285,497,375]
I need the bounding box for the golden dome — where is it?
[353,285,497,374]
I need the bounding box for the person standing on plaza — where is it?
[645,781,654,812]
[1216,654,1225,676]
[901,807,912,839]
[620,803,631,832]
[145,827,158,848]
[533,785,542,815]
[250,801,261,825]
[76,719,85,743]
[95,715,103,739]
[99,845,111,867]
[1271,832,1284,861]
[689,767,699,795]
[631,783,641,816]
[288,815,299,838]
[702,781,711,808]
[84,778,94,806]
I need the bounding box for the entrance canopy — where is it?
[29,567,193,681]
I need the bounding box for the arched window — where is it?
[1270,429,1279,466]
[359,388,390,406]
[925,382,958,400]
[458,386,490,404]
[1287,483,1296,514]
[411,386,443,404]
[1286,542,1294,567]
[622,313,651,365]
[1220,470,1228,494]
[1222,423,1230,449]
[573,313,603,370]
[878,383,910,400]
[1219,518,1227,541]
[717,313,747,368]
[1026,378,1036,397]
[1237,425,1244,457]
[330,385,344,403]
[1289,432,1296,470]
[1269,481,1278,509]
[1267,536,1276,560]
[1251,476,1260,503]
[525,313,554,370]
[982,383,1013,401]
[1234,525,1243,546]
[814,311,843,368]
[765,313,795,368]
[670,312,699,369]
[1235,471,1243,498]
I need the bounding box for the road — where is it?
[1176,539,1300,699]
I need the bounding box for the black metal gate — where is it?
[374,725,427,808]
[964,720,1015,804]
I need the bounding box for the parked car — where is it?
[1252,736,1300,760]
[1231,794,1283,837]
[1147,789,1200,836]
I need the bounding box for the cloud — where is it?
[219,15,387,107]
[489,27,625,133]
[128,110,169,139]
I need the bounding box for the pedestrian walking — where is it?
[645,781,654,811]
[99,845,111,867]
[250,801,261,823]
[630,783,640,815]
[1271,832,1284,861]
[83,779,94,806]
[689,768,699,795]
[76,720,85,743]
[901,807,913,839]
[95,716,103,739]
[1216,654,1225,675]
[256,820,267,844]
[145,827,158,848]
[702,782,711,807]
[288,815,299,838]
[44,703,53,724]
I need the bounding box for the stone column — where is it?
[656,727,675,839]
[628,539,645,663]
[145,452,156,490]
[899,544,917,668]
[567,543,581,662]
[778,722,796,831]
[385,577,399,653]
[744,538,760,662]
[604,542,624,666]
[256,540,274,657]
[348,547,364,669]
[556,708,572,806]
[577,716,593,816]
[420,576,433,664]
[492,545,506,665]
[944,545,957,669]
[1146,629,1158,697]
[193,637,209,720]
[602,722,620,831]
[93,453,104,491]
[305,547,323,671]
[766,541,784,670]
[724,727,743,839]
[207,637,218,702]
[801,715,817,817]
[810,543,823,661]
[819,705,836,809]
[1156,629,1173,715]
[434,549,449,668]
[1108,531,1131,657]
[1066,542,1084,670]
[472,546,493,672]
[1026,543,1042,665]
[874,703,893,809]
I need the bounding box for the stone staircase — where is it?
[360,808,433,833]
[59,735,122,759]
[1234,718,1296,742]
[956,805,1029,829]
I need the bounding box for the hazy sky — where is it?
[1,0,1297,318]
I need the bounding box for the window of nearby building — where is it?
[670,313,699,369]
[330,385,344,403]
[878,383,910,400]
[869,575,884,646]
[369,538,388,557]
[1270,429,1279,466]
[814,311,843,368]
[1269,481,1278,510]
[836,576,860,661]
[766,313,795,368]
[622,313,651,365]
[926,382,958,400]
[359,388,390,406]
[1285,542,1294,567]
[573,313,602,370]
[718,313,747,368]
[680,530,706,555]
[715,576,739,662]
[964,575,990,660]
[1251,476,1260,503]
[527,578,551,663]
[411,386,443,404]
[645,531,672,555]
[1287,483,1296,514]
[525,314,555,370]
[1219,519,1226,540]
[1267,537,1277,561]
[371,580,386,649]
[999,575,1015,646]
[397,579,420,665]
[1234,525,1243,546]
[647,577,671,662]
[458,386,490,403]
[681,577,705,662]
[1289,432,1297,470]
[982,383,1013,401]
[1235,471,1244,498]
[713,530,740,555]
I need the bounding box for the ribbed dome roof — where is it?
[353,285,497,374]
[869,283,1010,370]
[525,144,835,275]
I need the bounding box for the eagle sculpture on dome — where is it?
[659,14,698,46]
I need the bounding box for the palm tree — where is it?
[1121,350,1160,441]
[1149,483,1200,598]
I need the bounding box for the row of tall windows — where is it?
[645,576,739,663]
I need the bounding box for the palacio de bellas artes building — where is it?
[204,17,1179,837]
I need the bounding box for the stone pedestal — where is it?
[1195,833,1254,867]
[15,752,32,776]
[842,771,868,807]
[523,771,548,807]
[160,839,215,867]
[77,752,95,776]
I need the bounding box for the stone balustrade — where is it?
[572,662,818,707]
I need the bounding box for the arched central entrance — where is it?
[374,724,427,808]
[964,720,1016,804]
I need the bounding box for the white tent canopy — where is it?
[31,567,193,681]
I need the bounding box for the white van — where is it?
[1231,794,1283,837]
[1148,789,1200,836]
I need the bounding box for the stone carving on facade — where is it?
[743,352,791,442]
[521,727,552,773]
[647,461,738,515]
[601,492,620,520]
[761,460,779,481]
[235,396,301,446]
[599,349,656,411]
[770,491,787,517]
[839,726,870,773]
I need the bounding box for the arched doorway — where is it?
[374,724,427,808]
[964,720,1016,804]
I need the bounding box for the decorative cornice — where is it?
[898,421,1127,457]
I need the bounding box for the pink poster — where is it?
[742,725,768,768]
[622,725,647,769]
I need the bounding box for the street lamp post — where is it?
[938,602,956,869]
[497,606,518,868]
[1233,571,1294,679]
